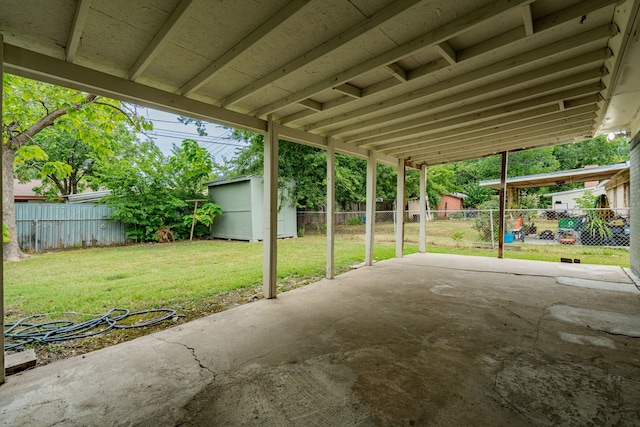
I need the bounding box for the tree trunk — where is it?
[2,143,27,261]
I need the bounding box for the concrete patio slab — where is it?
[1,254,639,426]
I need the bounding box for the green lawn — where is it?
[5,223,629,322]
[3,236,406,321]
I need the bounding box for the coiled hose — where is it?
[4,308,176,351]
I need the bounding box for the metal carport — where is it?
[1,0,640,383]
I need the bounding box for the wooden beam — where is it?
[332,54,606,139]
[396,158,405,258]
[275,124,398,167]
[252,0,535,117]
[263,116,278,299]
[365,150,377,266]
[288,0,618,130]
[326,138,335,279]
[498,152,508,259]
[522,3,534,36]
[433,41,457,65]
[392,114,597,160]
[180,0,310,96]
[410,126,594,164]
[333,83,362,98]
[279,109,317,125]
[306,25,612,132]
[385,62,408,82]
[129,0,194,81]
[461,0,619,60]
[375,104,599,154]
[280,96,353,125]
[357,92,599,151]
[403,120,596,162]
[221,0,423,107]
[298,99,323,111]
[3,44,267,134]
[5,349,36,376]
[66,0,92,62]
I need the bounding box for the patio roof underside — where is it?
[2,0,639,167]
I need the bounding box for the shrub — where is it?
[473,199,499,241]
[346,216,364,225]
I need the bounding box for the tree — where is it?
[98,139,216,242]
[220,131,433,210]
[553,135,629,170]
[2,74,149,261]
[219,131,366,210]
[462,182,494,208]
[15,123,136,200]
[426,164,459,208]
[169,139,215,200]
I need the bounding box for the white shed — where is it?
[207,176,297,242]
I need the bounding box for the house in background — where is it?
[543,164,630,213]
[437,193,466,217]
[480,163,630,211]
[13,179,46,203]
[543,182,605,212]
[603,167,631,212]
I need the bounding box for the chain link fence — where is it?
[297,208,630,263]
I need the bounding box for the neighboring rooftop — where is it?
[13,179,46,202]
[479,162,630,190]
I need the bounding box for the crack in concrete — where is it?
[482,294,550,350]
[533,311,544,348]
[587,327,640,339]
[155,337,216,378]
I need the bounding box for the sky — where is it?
[137,108,248,164]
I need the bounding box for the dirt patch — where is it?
[6,276,322,369]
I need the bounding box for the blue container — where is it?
[504,232,515,243]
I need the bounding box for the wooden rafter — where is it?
[129,0,195,81]
[433,41,457,65]
[220,0,423,107]
[522,3,535,36]
[66,0,92,62]
[306,26,612,133]
[278,0,619,128]
[252,0,535,117]
[180,0,311,96]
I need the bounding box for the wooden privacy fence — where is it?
[15,203,127,252]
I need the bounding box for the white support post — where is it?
[395,158,405,258]
[629,133,639,276]
[365,150,377,266]
[1,33,5,384]
[326,138,335,278]
[263,116,278,298]
[419,164,427,253]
